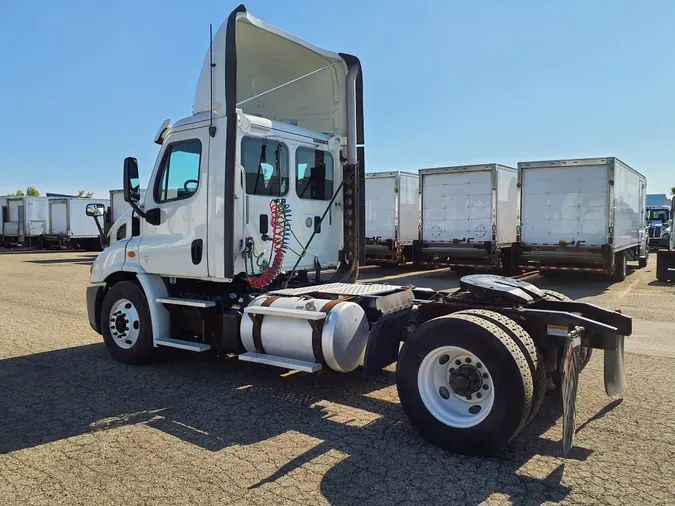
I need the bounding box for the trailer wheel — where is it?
[396,313,533,455]
[613,251,627,281]
[638,248,648,268]
[101,281,154,365]
[455,310,546,427]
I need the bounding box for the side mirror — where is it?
[123,157,141,203]
[85,203,105,217]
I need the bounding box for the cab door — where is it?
[137,126,209,278]
[290,144,341,268]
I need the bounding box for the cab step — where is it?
[156,297,216,308]
[155,337,211,352]
[238,352,322,373]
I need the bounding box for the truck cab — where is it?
[85,5,633,457]
[656,197,675,281]
[646,205,672,250]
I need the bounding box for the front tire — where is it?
[396,313,533,455]
[101,281,154,365]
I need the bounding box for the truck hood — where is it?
[193,5,362,141]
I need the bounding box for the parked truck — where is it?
[656,197,675,282]
[86,5,631,456]
[646,195,671,250]
[365,171,418,263]
[414,164,518,273]
[517,157,648,280]
[1,196,50,247]
[44,197,110,250]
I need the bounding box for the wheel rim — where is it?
[418,346,494,428]
[108,298,140,349]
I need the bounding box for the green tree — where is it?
[77,190,95,198]
[670,187,675,197]
[11,189,25,196]
[25,186,39,196]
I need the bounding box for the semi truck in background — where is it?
[517,157,648,280]
[44,197,110,250]
[656,197,675,281]
[84,5,633,456]
[0,196,50,247]
[364,171,418,263]
[413,164,518,273]
[646,194,671,250]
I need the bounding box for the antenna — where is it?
[209,23,216,138]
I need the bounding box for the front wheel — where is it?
[101,281,154,365]
[396,313,533,455]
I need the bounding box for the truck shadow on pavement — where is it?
[0,344,592,505]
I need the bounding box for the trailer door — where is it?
[365,175,397,241]
[422,169,492,244]
[521,165,609,246]
[50,200,68,234]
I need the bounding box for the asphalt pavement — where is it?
[1,251,673,505]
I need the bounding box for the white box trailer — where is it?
[45,198,110,249]
[365,171,419,263]
[108,189,146,228]
[1,196,50,246]
[414,164,518,271]
[517,157,648,280]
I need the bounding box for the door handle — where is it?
[191,239,203,265]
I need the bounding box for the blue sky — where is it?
[1,0,674,197]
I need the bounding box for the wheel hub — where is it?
[449,365,483,397]
[417,346,495,428]
[108,299,140,350]
[114,314,129,335]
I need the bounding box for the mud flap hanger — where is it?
[518,307,627,399]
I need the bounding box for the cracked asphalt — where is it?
[1,250,674,505]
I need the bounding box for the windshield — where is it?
[647,209,670,221]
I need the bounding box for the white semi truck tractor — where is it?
[86,5,631,456]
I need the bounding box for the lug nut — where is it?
[455,359,461,366]
[449,367,455,373]
[476,392,482,399]
[476,362,482,368]
[483,373,489,379]
[483,384,489,390]
[465,357,472,363]
[465,394,472,401]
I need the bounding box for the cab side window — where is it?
[241,137,289,196]
[155,140,202,203]
[296,147,334,200]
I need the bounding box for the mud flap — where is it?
[604,334,626,396]
[561,332,581,457]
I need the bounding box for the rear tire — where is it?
[613,251,627,281]
[456,310,546,427]
[101,281,154,365]
[396,313,533,455]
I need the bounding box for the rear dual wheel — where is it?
[396,311,538,455]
